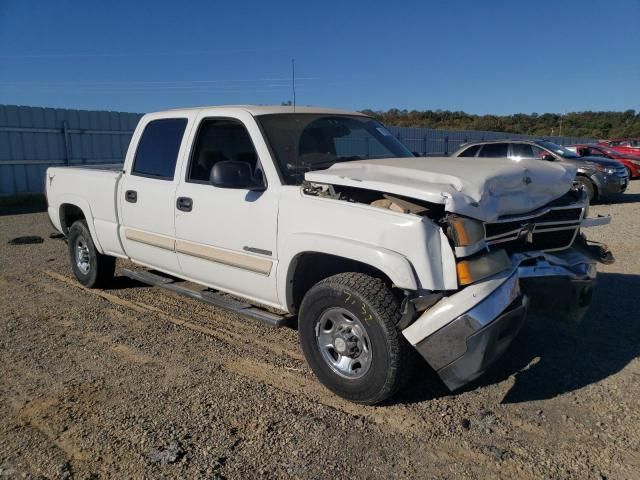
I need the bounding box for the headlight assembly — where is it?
[595,165,616,175]
[447,216,485,247]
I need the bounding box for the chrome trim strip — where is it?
[581,215,612,228]
[489,203,584,224]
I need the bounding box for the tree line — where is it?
[361,109,640,139]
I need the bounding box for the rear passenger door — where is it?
[118,117,190,275]
[173,111,280,307]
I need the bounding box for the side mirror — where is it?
[541,153,555,161]
[210,160,266,191]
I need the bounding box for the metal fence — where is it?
[0,104,595,196]
[0,105,142,196]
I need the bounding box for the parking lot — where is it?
[1,182,639,479]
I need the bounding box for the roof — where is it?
[459,138,547,146]
[160,104,365,117]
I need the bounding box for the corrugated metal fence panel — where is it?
[387,125,595,156]
[0,105,143,195]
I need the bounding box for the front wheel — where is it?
[575,176,596,202]
[67,220,115,288]
[298,272,414,405]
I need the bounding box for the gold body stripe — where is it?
[124,228,272,275]
[175,239,272,275]
[125,228,175,251]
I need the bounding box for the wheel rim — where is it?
[315,307,372,379]
[75,238,91,274]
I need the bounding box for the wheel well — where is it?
[287,252,397,314]
[59,204,86,235]
[576,174,598,198]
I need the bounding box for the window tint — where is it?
[510,143,534,158]
[478,143,508,157]
[459,145,481,157]
[132,118,187,179]
[188,118,258,183]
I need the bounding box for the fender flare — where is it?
[57,195,105,254]
[278,232,418,308]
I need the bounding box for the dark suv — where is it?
[452,140,628,201]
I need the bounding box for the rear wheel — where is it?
[575,176,595,202]
[298,272,414,405]
[67,220,115,288]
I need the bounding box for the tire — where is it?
[575,176,596,202]
[67,220,115,288]
[298,272,414,405]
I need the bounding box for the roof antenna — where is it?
[291,58,296,112]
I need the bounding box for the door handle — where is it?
[176,197,193,212]
[125,190,137,203]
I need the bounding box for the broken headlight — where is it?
[456,249,511,286]
[447,215,485,247]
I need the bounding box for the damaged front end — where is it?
[402,189,614,391]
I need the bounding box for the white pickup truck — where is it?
[46,106,612,405]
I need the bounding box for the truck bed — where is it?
[46,165,125,257]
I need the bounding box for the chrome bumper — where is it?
[403,248,599,391]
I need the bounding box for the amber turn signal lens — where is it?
[456,249,511,286]
[456,261,474,285]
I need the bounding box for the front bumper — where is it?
[595,173,628,196]
[403,248,599,391]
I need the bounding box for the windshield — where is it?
[537,141,580,159]
[257,114,413,184]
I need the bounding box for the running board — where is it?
[122,269,289,328]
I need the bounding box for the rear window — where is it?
[479,143,508,157]
[458,145,481,157]
[132,118,188,180]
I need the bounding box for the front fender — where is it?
[278,232,419,308]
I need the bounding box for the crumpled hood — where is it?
[305,156,577,222]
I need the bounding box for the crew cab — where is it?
[452,139,628,201]
[568,144,640,179]
[46,106,613,405]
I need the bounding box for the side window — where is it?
[478,143,508,157]
[187,118,259,183]
[509,143,534,159]
[531,145,547,159]
[458,145,481,157]
[586,147,600,156]
[132,118,187,180]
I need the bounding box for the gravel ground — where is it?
[1,183,639,479]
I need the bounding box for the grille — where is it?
[484,206,584,253]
